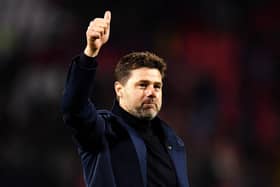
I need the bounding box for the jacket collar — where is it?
[110,100,188,187]
[111,100,184,148]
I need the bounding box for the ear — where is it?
[114,81,123,98]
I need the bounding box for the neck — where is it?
[112,100,152,130]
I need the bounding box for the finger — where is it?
[90,18,108,26]
[88,26,105,33]
[91,22,108,28]
[89,23,108,31]
[92,18,107,23]
[89,21,109,32]
[87,30,101,39]
[104,11,111,23]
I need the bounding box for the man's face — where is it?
[115,67,163,120]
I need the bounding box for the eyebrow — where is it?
[137,80,162,85]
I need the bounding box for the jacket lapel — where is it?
[162,124,189,187]
[110,102,189,187]
[114,116,147,187]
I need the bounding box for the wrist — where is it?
[84,46,99,58]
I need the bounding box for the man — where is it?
[62,11,190,187]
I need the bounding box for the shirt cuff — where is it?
[78,52,98,69]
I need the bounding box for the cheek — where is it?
[157,92,162,100]
[133,91,145,101]
[125,89,142,102]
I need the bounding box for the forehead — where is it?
[128,67,162,83]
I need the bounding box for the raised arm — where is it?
[61,11,111,151]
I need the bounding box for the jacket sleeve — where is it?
[61,53,106,152]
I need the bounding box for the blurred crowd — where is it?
[0,0,279,187]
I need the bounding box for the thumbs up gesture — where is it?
[84,11,111,57]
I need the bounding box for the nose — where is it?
[145,86,156,97]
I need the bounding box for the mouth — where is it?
[143,103,155,107]
[142,102,156,109]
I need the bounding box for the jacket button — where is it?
[177,138,184,146]
[167,145,172,150]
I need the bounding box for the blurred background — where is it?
[0,0,279,186]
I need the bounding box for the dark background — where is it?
[0,0,279,186]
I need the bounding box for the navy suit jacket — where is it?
[61,54,190,187]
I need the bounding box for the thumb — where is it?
[104,11,111,22]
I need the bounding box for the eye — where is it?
[139,83,147,88]
[154,84,162,90]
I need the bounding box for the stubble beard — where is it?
[132,103,161,120]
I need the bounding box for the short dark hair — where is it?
[114,51,167,84]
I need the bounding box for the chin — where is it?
[141,112,157,120]
[140,116,154,120]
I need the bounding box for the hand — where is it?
[84,11,111,57]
